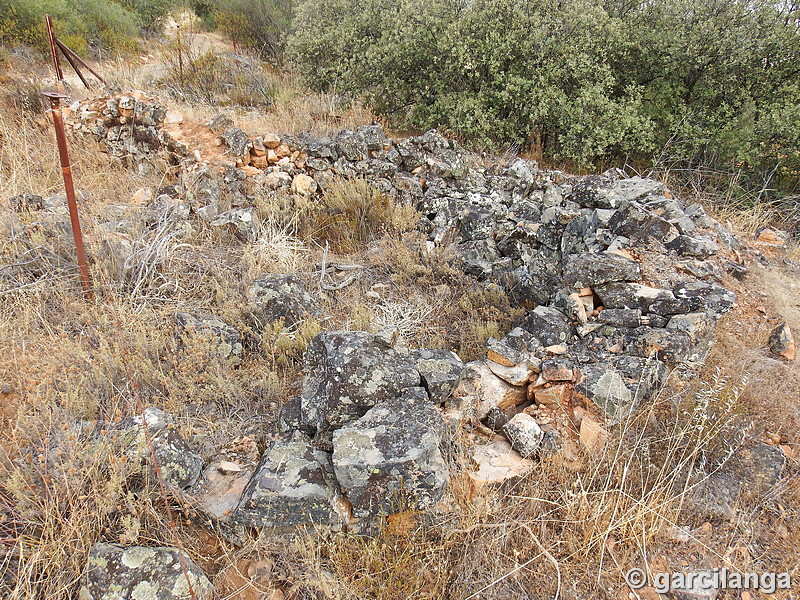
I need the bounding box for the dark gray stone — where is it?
[79,543,213,600]
[608,201,678,243]
[597,308,642,328]
[562,252,641,289]
[595,282,690,315]
[522,306,574,347]
[234,431,345,528]
[301,331,421,432]
[411,348,465,403]
[332,387,448,518]
[220,126,251,158]
[248,274,318,330]
[176,311,243,366]
[576,363,635,423]
[666,235,719,258]
[673,281,736,317]
[625,327,692,365]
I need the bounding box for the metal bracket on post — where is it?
[42,91,93,299]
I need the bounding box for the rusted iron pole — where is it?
[55,38,108,88]
[43,91,93,298]
[44,15,64,84]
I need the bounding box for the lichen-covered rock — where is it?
[234,431,346,528]
[248,274,318,330]
[562,252,641,289]
[665,234,719,258]
[686,443,786,520]
[210,207,256,241]
[109,407,203,489]
[672,281,736,318]
[301,331,421,432]
[608,201,678,243]
[220,126,251,158]
[522,305,574,346]
[594,282,689,315]
[626,327,692,365]
[411,348,464,403]
[176,311,243,366]
[78,543,213,600]
[502,413,544,457]
[575,364,634,423]
[332,387,448,518]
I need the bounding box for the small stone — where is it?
[262,132,281,148]
[755,227,787,246]
[502,413,544,457]
[768,323,795,361]
[485,359,535,386]
[291,173,317,196]
[411,348,465,402]
[79,543,213,600]
[541,357,575,381]
[534,384,570,407]
[450,361,527,419]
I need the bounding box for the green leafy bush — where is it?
[289,0,800,197]
[0,0,175,55]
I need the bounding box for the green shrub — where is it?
[211,0,294,59]
[0,0,142,55]
[289,0,800,198]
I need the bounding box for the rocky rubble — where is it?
[19,92,790,592]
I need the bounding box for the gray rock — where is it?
[597,308,642,328]
[541,357,575,381]
[499,259,560,308]
[595,282,689,315]
[234,431,345,528]
[575,364,634,423]
[208,113,234,134]
[332,387,448,518]
[176,311,243,366]
[768,322,795,360]
[502,413,544,457]
[108,407,203,490]
[301,331,421,432]
[78,543,212,600]
[248,274,318,330]
[608,201,678,243]
[672,281,736,317]
[210,207,256,241]
[522,306,574,347]
[687,443,786,520]
[667,313,716,360]
[666,235,719,258]
[562,252,641,289]
[411,348,465,403]
[220,126,251,158]
[626,327,692,365]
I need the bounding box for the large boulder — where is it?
[233,431,346,528]
[78,543,213,600]
[300,331,421,432]
[332,387,448,519]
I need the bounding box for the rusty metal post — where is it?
[43,91,93,298]
[44,15,63,84]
